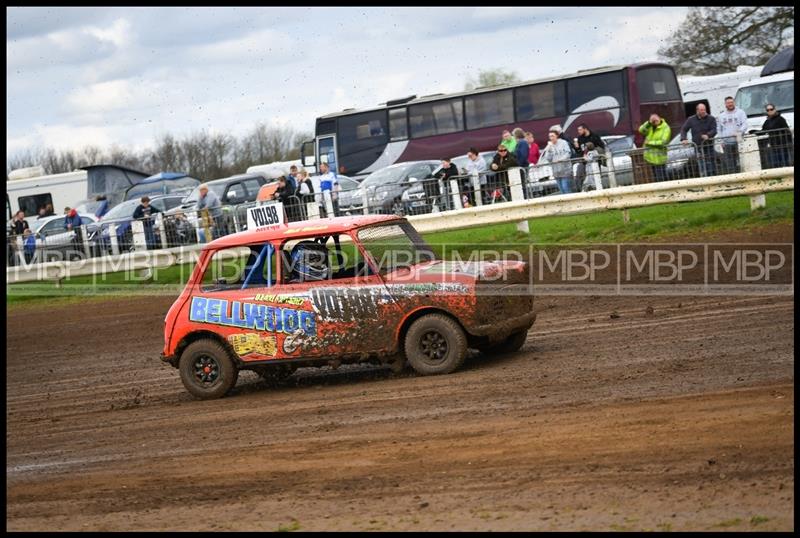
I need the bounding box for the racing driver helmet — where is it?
[289,241,329,282]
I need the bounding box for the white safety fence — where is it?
[6,164,793,285]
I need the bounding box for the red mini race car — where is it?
[161,214,535,399]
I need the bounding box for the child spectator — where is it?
[582,142,603,192]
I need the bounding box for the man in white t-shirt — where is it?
[317,162,340,217]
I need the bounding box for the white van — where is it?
[735,70,794,133]
[678,65,763,117]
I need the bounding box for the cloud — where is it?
[7,6,691,160]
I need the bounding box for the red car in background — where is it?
[161,214,535,399]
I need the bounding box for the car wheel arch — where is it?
[396,306,468,351]
[173,330,242,368]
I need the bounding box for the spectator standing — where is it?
[9,210,29,266]
[432,157,461,210]
[500,130,517,153]
[513,128,530,167]
[132,196,161,249]
[464,147,487,206]
[94,195,110,219]
[64,208,82,230]
[525,132,540,165]
[573,124,606,191]
[11,210,29,235]
[638,113,672,182]
[296,169,316,219]
[274,176,301,222]
[287,165,299,194]
[23,228,36,263]
[716,96,748,173]
[196,184,224,239]
[539,130,574,194]
[582,142,603,191]
[550,124,578,158]
[317,162,340,217]
[489,144,519,202]
[761,103,792,169]
[680,103,717,177]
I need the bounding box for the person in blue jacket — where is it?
[64,208,82,230]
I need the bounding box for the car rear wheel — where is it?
[404,314,467,375]
[478,329,528,355]
[179,339,239,399]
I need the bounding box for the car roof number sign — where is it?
[247,202,284,230]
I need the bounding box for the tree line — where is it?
[7,123,311,180]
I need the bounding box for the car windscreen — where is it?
[102,199,141,220]
[183,183,227,204]
[127,177,200,199]
[736,79,794,116]
[361,166,409,188]
[357,221,437,274]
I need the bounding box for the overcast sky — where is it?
[7,6,689,158]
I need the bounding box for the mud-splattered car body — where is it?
[161,215,535,397]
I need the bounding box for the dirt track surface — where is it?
[6,227,795,531]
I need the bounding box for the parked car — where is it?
[24,213,99,262]
[343,161,439,215]
[166,173,269,233]
[124,172,201,201]
[89,194,186,253]
[160,214,536,399]
[316,175,361,215]
[402,152,496,213]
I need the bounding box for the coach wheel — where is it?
[179,339,239,400]
[478,329,528,355]
[404,314,467,376]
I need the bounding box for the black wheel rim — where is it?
[419,330,448,364]
[193,355,220,385]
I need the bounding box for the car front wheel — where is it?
[404,314,467,375]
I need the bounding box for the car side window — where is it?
[200,243,276,292]
[242,179,263,200]
[41,220,61,235]
[164,197,183,210]
[151,200,166,212]
[80,217,93,226]
[411,164,433,179]
[278,235,367,285]
[224,183,244,204]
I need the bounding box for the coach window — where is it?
[515,81,566,121]
[566,71,626,112]
[465,90,514,130]
[409,98,464,138]
[200,244,277,292]
[389,107,408,141]
[337,110,388,153]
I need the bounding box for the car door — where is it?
[223,182,246,206]
[272,235,402,358]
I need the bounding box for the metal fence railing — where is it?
[6,129,793,267]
